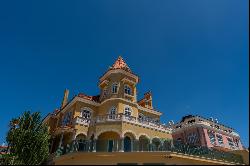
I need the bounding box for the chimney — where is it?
[61,89,69,109]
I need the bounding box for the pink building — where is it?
[171,115,243,151]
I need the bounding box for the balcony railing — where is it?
[55,141,244,164]
[74,114,171,133]
[172,121,240,137]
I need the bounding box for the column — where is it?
[149,140,152,152]
[50,137,55,153]
[131,139,134,152]
[119,137,124,152]
[136,139,140,152]
[92,139,97,152]
[58,132,64,148]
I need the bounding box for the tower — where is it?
[98,56,139,102]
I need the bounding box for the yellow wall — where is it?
[53,152,238,165]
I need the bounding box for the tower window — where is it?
[108,106,117,119]
[112,83,118,94]
[124,85,131,95]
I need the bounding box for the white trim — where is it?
[76,96,100,106]
[100,69,139,83]
[138,105,162,116]
[172,122,240,138]
[100,97,162,116]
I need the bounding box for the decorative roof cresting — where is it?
[109,56,132,73]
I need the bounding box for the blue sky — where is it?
[0,0,248,147]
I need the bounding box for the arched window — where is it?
[124,84,131,95]
[108,106,117,119]
[112,83,118,94]
[80,108,92,119]
[124,106,132,117]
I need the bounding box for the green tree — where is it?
[5,111,50,165]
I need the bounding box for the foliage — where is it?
[4,111,50,165]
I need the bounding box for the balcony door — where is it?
[124,136,132,152]
[108,140,114,152]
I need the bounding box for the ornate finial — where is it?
[110,55,132,73]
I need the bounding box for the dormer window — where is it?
[112,83,118,94]
[124,84,131,95]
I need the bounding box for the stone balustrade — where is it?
[74,114,172,133]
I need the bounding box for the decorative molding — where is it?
[75,132,88,139]
[138,133,150,140]
[122,130,138,139]
[95,129,122,139]
[99,69,139,83]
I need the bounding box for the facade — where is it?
[44,56,173,154]
[43,56,247,165]
[171,115,244,151]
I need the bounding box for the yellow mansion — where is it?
[43,56,248,165]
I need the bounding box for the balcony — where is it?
[73,117,91,126]
[74,114,171,133]
[54,141,244,164]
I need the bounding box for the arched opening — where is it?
[96,131,120,152]
[151,138,161,151]
[124,136,131,152]
[75,134,87,151]
[123,132,136,152]
[139,135,150,151]
[163,140,172,151]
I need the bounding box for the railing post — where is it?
[58,132,64,148]
[135,139,139,152]
[119,137,124,152]
[92,139,97,152]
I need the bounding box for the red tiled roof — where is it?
[109,56,132,73]
[78,93,100,103]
